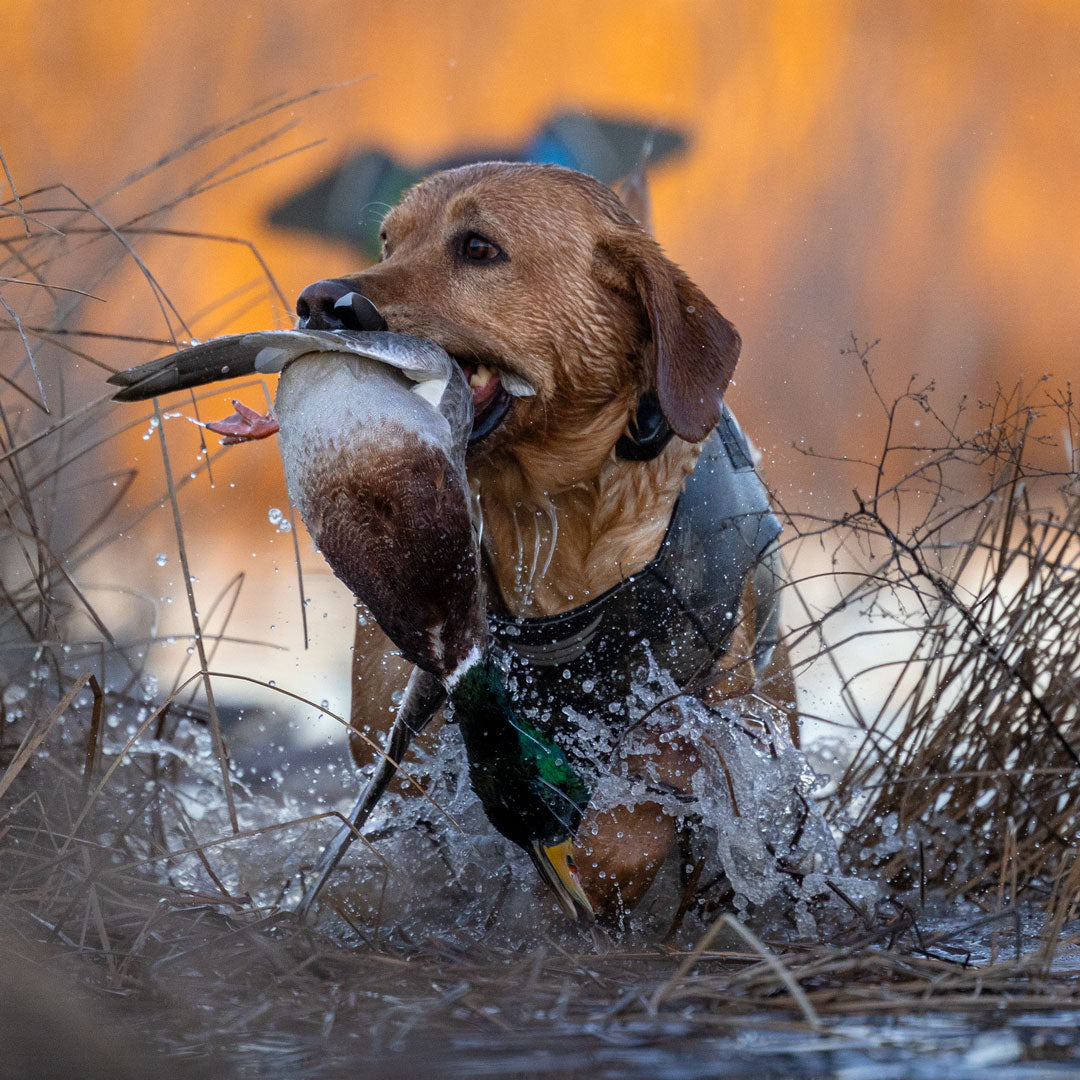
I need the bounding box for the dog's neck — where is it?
[470,403,701,618]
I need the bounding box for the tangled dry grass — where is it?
[1,108,1078,1076]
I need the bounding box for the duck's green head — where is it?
[448,656,594,922]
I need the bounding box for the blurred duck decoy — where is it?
[109,328,594,922]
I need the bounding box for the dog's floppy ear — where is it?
[596,228,741,443]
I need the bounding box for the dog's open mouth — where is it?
[454,359,533,442]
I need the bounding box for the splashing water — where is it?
[559,650,876,937]
[141,647,873,944]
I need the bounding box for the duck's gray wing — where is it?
[329,331,455,383]
[108,329,456,402]
[295,666,446,923]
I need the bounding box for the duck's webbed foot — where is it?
[199,400,280,444]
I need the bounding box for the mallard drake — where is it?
[450,653,593,920]
[109,329,594,921]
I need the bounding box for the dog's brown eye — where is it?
[462,233,502,262]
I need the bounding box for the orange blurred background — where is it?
[3,0,1079,716]
[8,0,1079,440]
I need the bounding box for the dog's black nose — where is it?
[296,279,388,332]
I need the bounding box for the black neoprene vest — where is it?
[486,407,783,737]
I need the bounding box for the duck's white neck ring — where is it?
[444,644,485,691]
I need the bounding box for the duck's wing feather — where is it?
[433,360,475,449]
[329,331,455,382]
[108,331,318,401]
[108,330,455,402]
[294,666,447,922]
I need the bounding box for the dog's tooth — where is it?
[470,364,493,389]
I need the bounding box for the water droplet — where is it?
[2,685,27,706]
[268,507,283,525]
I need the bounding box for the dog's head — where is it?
[296,163,740,469]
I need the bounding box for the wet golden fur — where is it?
[326,162,795,919]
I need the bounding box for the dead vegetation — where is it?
[1,113,1078,1075]
[779,343,1080,924]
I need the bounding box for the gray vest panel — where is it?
[488,407,783,735]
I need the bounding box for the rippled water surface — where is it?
[183,1006,1080,1079]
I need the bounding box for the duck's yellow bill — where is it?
[530,839,595,923]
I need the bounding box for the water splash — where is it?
[109,651,873,943]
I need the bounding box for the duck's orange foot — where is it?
[198,400,280,445]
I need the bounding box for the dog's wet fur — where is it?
[311,163,796,919]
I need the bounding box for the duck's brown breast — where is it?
[298,429,482,676]
[275,353,482,678]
